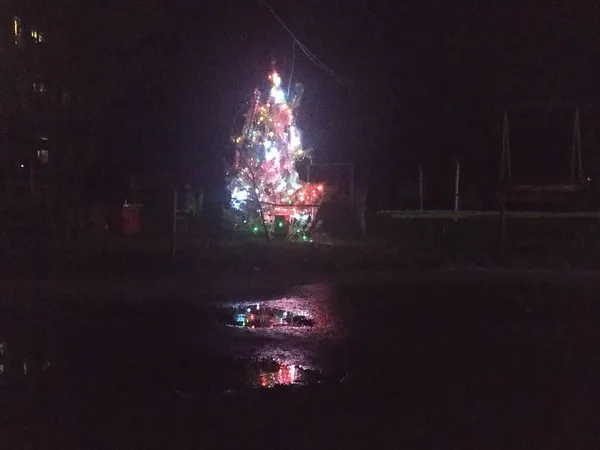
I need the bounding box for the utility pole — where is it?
[500,112,510,241]
[29,161,35,197]
[418,164,424,211]
[571,108,583,183]
[171,187,177,258]
[349,164,355,207]
[454,159,460,212]
[501,111,511,180]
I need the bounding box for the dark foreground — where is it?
[1,275,600,449]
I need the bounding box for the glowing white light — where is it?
[276,181,287,192]
[270,86,285,104]
[289,175,301,190]
[290,126,301,148]
[231,187,249,210]
[233,189,248,201]
[265,146,278,161]
[271,71,281,87]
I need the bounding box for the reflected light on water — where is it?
[256,361,300,388]
[220,284,341,389]
[0,340,4,385]
[224,284,337,334]
[231,303,314,329]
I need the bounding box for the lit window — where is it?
[13,17,21,44]
[37,149,49,164]
[33,82,47,93]
[30,29,44,43]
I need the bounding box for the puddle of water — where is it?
[219,284,339,334]
[0,340,4,384]
[0,284,343,400]
[214,288,342,389]
[219,301,319,388]
[211,285,345,389]
[251,359,313,388]
[257,362,298,387]
[227,303,315,329]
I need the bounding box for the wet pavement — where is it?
[1,277,600,448]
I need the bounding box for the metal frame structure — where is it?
[376,105,596,235]
[500,105,584,186]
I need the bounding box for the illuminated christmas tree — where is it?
[229,69,325,239]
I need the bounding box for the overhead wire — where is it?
[263,1,352,87]
[287,40,296,98]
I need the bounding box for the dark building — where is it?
[0,0,93,239]
[2,3,52,201]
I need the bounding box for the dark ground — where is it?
[2,221,600,448]
[2,267,600,448]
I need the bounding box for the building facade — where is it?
[2,3,47,201]
[0,0,88,241]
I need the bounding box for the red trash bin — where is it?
[122,202,141,235]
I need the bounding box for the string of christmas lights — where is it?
[229,69,325,238]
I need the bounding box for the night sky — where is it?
[87,1,600,207]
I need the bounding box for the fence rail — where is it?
[377,210,600,220]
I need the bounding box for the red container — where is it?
[122,203,141,235]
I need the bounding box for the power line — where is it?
[263,1,352,87]
[287,40,296,98]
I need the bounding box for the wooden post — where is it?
[500,112,510,244]
[571,108,583,183]
[29,161,35,197]
[501,111,511,180]
[419,164,424,211]
[349,164,355,207]
[306,163,313,221]
[500,189,507,241]
[454,159,460,212]
[171,187,177,258]
[2,135,12,204]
